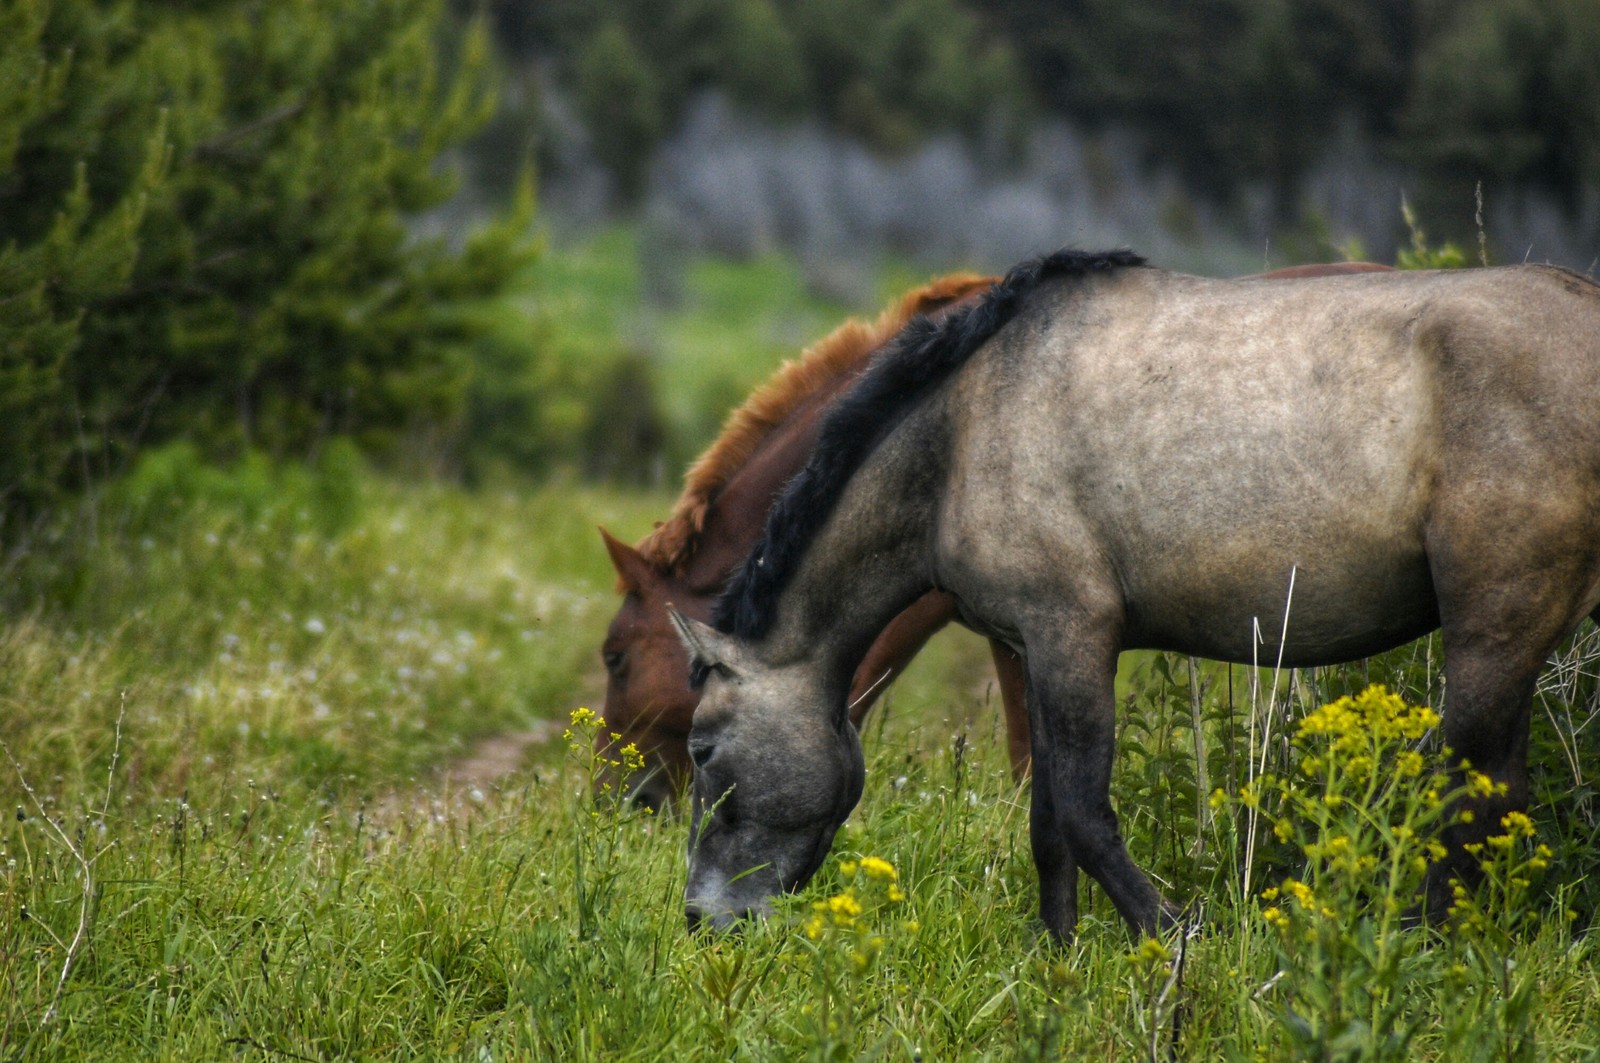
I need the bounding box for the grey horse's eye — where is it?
[689,739,714,770]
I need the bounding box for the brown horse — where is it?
[597,262,1395,811]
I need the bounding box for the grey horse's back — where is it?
[935,264,1600,665]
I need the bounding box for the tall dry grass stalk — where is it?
[2,698,125,1027]
[1242,565,1298,898]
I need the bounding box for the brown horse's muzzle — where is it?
[621,766,675,815]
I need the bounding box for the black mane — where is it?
[712,247,1146,640]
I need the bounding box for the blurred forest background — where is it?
[5,0,1600,535]
[475,0,1600,267]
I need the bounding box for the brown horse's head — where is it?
[596,526,702,812]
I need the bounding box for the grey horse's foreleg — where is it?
[1027,642,1172,938]
[1025,670,1078,938]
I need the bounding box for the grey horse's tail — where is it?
[714,247,1146,642]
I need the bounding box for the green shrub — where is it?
[106,439,366,538]
[1396,198,1470,270]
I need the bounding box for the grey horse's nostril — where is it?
[684,904,751,936]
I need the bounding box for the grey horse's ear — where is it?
[666,606,744,686]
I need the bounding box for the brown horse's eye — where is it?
[602,650,625,677]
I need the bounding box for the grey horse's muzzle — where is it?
[684,892,774,933]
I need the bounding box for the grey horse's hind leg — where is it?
[1427,646,1541,915]
[1421,491,1600,914]
[1424,587,1592,915]
[1025,632,1172,939]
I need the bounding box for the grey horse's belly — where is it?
[936,480,1442,668]
[1117,542,1441,666]
[1076,448,1441,664]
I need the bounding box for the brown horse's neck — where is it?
[678,365,869,596]
[646,275,997,591]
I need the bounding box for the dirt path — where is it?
[369,668,606,827]
[365,723,560,826]
[443,722,564,787]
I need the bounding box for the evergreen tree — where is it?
[990,0,1412,216]
[0,0,166,531]
[717,0,809,119]
[1403,0,1600,215]
[575,21,665,202]
[0,0,533,529]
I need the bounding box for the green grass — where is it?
[0,450,668,800]
[4,457,1600,1060]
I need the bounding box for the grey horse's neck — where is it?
[757,404,948,694]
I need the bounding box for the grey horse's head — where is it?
[667,608,865,931]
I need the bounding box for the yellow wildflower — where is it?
[1499,811,1535,838]
[826,892,862,920]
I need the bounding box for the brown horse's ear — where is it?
[599,526,656,594]
[666,606,745,686]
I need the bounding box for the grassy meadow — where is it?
[5,232,1600,1060]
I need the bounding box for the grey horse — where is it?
[669,249,1600,939]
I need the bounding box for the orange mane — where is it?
[636,272,997,575]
